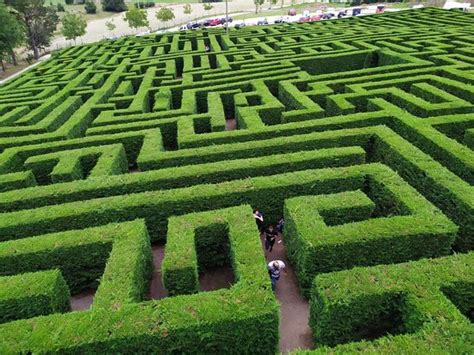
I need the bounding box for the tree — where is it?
[183,3,192,15]
[105,19,116,32]
[101,0,127,12]
[124,7,149,31]
[268,0,278,10]
[254,0,265,13]
[0,4,25,68]
[155,6,174,29]
[5,0,59,60]
[61,13,87,44]
[203,3,213,12]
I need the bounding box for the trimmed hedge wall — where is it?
[284,166,457,296]
[304,253,474,352]
[0,209,278,354]
[0,270,70,324]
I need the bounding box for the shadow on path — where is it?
[260,232,314,353]
[70,288,95,311]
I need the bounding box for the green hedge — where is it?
[0,270,70,324]
[0,209,278,354]
[304,253,474,352]
[284,166,457,296]
[0,145,364,212]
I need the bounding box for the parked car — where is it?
[337,10,347,19]
[186,21,200,29]
[321,13,335,20]
[179,25,188,31]
[220,17,233,23]
[209,18,223,26]
[352,8,362,16]
[310,15,321,22]
[288,8,297,16]
[257,17,268,25]
[234,21,246,29]
[274,16,287,24]
[298,16,310,23]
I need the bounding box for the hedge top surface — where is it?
[0,7,473,353]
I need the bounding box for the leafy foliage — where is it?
[61,13,87,43]
[124,7,149,30]
[84,1,97,14]
[5,0,59,59]
[101,0,127,12]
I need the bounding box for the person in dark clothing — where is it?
[265,225,278,252]
[254,209,264,233]
[277,217,284,234]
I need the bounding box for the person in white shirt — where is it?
[268,260,286,292]
[253,209,264,234]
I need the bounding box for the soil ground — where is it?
[260,230,314,352]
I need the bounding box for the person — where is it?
[268,260,285,292]
[276,217,284,234]
[265,225,278,252]
[254,209,264,233]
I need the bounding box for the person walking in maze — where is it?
[265,225,278,252]
[276,217,285,234]
[268,260,286,292]
[254,209,264,234]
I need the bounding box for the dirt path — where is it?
[71,231,312,352]
[260,231,314,353]
[70,288,95,311]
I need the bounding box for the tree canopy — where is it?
[124,7,149,30]
[155,7,174,25]
[61,13,87,43]
[5,0,59,59]
[0,4,25,66]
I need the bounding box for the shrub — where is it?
[101,0,127,12]
[84,1,97,14]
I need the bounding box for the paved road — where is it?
[50,0,316,49]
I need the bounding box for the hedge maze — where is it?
[0,7,473,353]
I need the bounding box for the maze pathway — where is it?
[0,7,473,354]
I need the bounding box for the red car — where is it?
[298,16,310,23]
[209,18,222,26]
[310,15,321,22]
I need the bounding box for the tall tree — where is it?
[124,7,149,31]
[254,0,265,13]
[0,4,25,67]
[61,13,87,44]
[5,0,59,60]
[155,7,174,29]
[268,0,277,10]
[101,0,127,12]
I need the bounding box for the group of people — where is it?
[253,209,286,292]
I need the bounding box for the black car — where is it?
[220,17,233,23]
[186,22,201,29]
[202,19,212,27]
